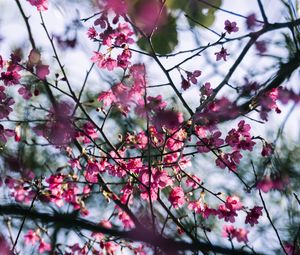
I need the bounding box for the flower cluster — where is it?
[24,230,51,254]
[181,70,202,90]
[26,0,48,11]
[223,225,249,243]
[98,64,146,115]
[224,20,239,34]
[217,196,243,223]
[245,206,263,226]
[90,18,134,70]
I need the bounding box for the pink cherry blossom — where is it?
[224,20,239,34]
[217,204,238,223]
[246,13,259,30]
[18,86,32,100]
[0,234,10,255]
[14,125,21,142]
[223,225,249,243]
[235,228,249,243]
[87,27,97,39]
[24,230,40,245]
[36,64,49,80]
[245,206,263,226]
[169,186,185,208]
[27,0,48,11]
[214,47,230,61]
[261,141,274,157]
[38,239,51,253]
[0,124,15,144]
[257,175,289,193]
[152,109,184,131]
[225,120,255,151]
[225,196,243,211]
[187,70,201,84]
[186,175,201,189]
[181,76,190,90]
[197,130,224,153]
[188,200,204,214]
[1,66,21,86]
[284,243,296,255]
[201,82,213,98]
[255,41,267,54]
[0,56,4,70]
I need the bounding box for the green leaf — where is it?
[137,13,178,55]
[166,0,222,28]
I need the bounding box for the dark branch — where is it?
[0,204,265,255]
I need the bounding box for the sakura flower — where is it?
[215,152,238,171]
[36,64,49,80]
[114,23,134,46]
[0,124,15,144]
[103,241,118,255]
[0,56,4,70]
[225,120,255,151]
[284,243,296,255]
[27,0,48,11]
[187,70,201,84]
[181,76,190,90]
[28,49,41,65]
[224,20,239,34]
[101,56,117,71]
[0,234,10,255]
[84,160,101,183]
[217,204,238,223]
[117,48,132,68]
[261,141,274,157]
[68,158,82,170]
[200,82,213,98]
[259,88,281,120]
[255,41,267,54]
[256,175,289,193]
[105,0,128,16]
[18,86,32,100]
[92,220,113,241]
[139,168,173,201]
[186,175,201,189]
[152,109,184,131]
[14,124,21,142]
[35,100,75,145]
[134,1,167,35]
[169,186,185,208]
[223,225,249,243]
[256,176,273,193]
[188,200,204,214]
[245,206,263,226]
[235,228,249,243]
[94,13,108,28]
[24,230,40,245]
[76,122,99,144]
[87,27,97,39]
[91,51,105,67]
[1,66,21,86]
[246,13,259,30]
[225,196,243,211]
[38,239,51,253]
[214,47,230,61]
[196,130,224,153]
[222,225,235,239]
[118,210,135,229]
[189,201,216,219]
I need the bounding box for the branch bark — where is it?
[0,204,265,255]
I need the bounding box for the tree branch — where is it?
[0,204,265,255]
